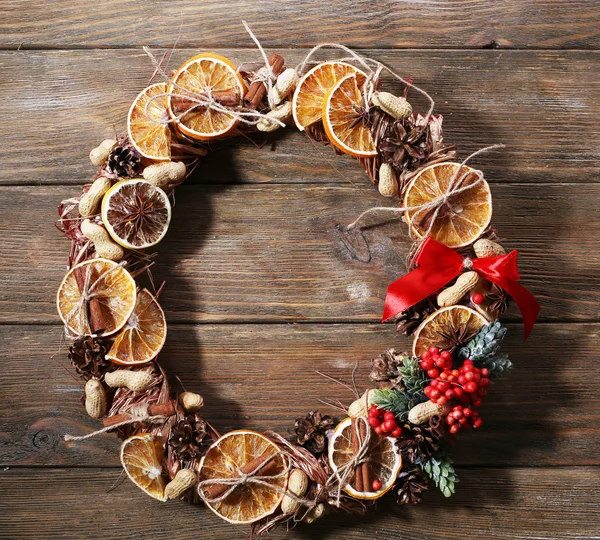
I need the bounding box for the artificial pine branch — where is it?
[420,450,458,498]
[398,356,429,395]
[372,388,426,422]
[458,321,512,377]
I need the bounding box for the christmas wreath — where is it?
[56,24,540,536]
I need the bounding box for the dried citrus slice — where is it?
[167,53,245,141]
[120,433,167,501]
[404,162,493,248]
[101,179,171,249]
[106,289,167,365]
[56,258,136,336]
[292,61,364,131]
[412,305,488,357]
[127,82,171,161]
[322,73,377,158]
[328,417,401,500]
[197,430,288,524]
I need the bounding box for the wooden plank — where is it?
[0,183,597,324]
[2,1,600,49]
[1,467,598,539]
[0,49,599,185]
[1,323,598,468]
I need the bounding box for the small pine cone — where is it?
[106,143,141,178]
[294,411,335,455]
[397,424,440,465]
[68,336,111,380]
[369,349,406,388]
[393,300,434,336]
[168,414,211,462]
[396,468,428,505]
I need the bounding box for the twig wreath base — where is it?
[55,23,540,536]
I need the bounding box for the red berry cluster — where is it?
[420,346,490,435]
[367,405,403,438]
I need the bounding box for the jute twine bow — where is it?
[63,260,127,338]
[64,403,169,442]
[345,144,505,237]
[197,451,297,505]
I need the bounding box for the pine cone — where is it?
[294,411,335,455]
[393,298,434,336]
[106,143,141,178]
[397,423,440,465]
[396,468,428,505]
[68,336,111,380]
[369,349,405,388]
[168,414,211,462]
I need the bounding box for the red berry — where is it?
[368,416,381,428]
[472,398,483,408]
[471,292,484,305]
[444,389,455,399]
[427,368,440,379]
[463,407,473,417]
[380,422,391,433]
[384,419,397,431]
[430,389,441,400]
[465,381,478,393]
[481,378,490,388]
[372,479,383,491]
[465,371,475,381]
[391,427,403,438]
[369,405,381,416]
[449,425,460,434]
[374,425,383,435]
[481,368,490,377]
[458,375,467,385]
[424,386,432,397]
[473,418,483,428]
[384,411,396,422]
[440,350,452,361]
[428,346,439,355]
[446,415,455,425]
[420,359,434,371]
[458,417,467,425]
[437,396,448,406]
[452,410,463,419]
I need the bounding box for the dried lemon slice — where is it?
[120,433,167,501]
[328,417,402,500]
[167,53,245,141]
[322,73,377,158]
[128,82,171,161]
[412,305,488,357]
[106,289,167,365]
[404,162,493,248]
[197,430,288,524]
[101,179,171,249]
[56,258,136,336]
[292,61,364,131]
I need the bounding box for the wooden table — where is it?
[1,1,599,538]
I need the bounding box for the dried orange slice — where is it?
[404,162,493,248]
[101,179,171,249]
[328,417,401,500]
[128,82,171,161]
[167,53,245,141]
[197,430,288,524]
[106,289,167,365]
[322,73,377,158]
[120,433,167,501]
[292,61,364,131]
[412,305,488,357]
[56,258,136,336]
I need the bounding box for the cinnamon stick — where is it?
[350,418,364,492]
[244,52,285,109]
[73,266,106,334]
[359,419,371,492]
[202,450,280,500]
[102,400,175,428]
[170,90,241,115]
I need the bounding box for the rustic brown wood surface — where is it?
[1,1,600,539]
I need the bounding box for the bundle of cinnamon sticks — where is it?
[350,417,372,493]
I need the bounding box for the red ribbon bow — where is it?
[382,237,541,340]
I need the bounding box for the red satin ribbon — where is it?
[382,237,541,340]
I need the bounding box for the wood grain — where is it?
[0,183,596,324]
[1,323,598,468]
[1,467,598,539]
[2,1,600,49]
[0,49,599,185]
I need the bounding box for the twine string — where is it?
[63,403,169,442]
